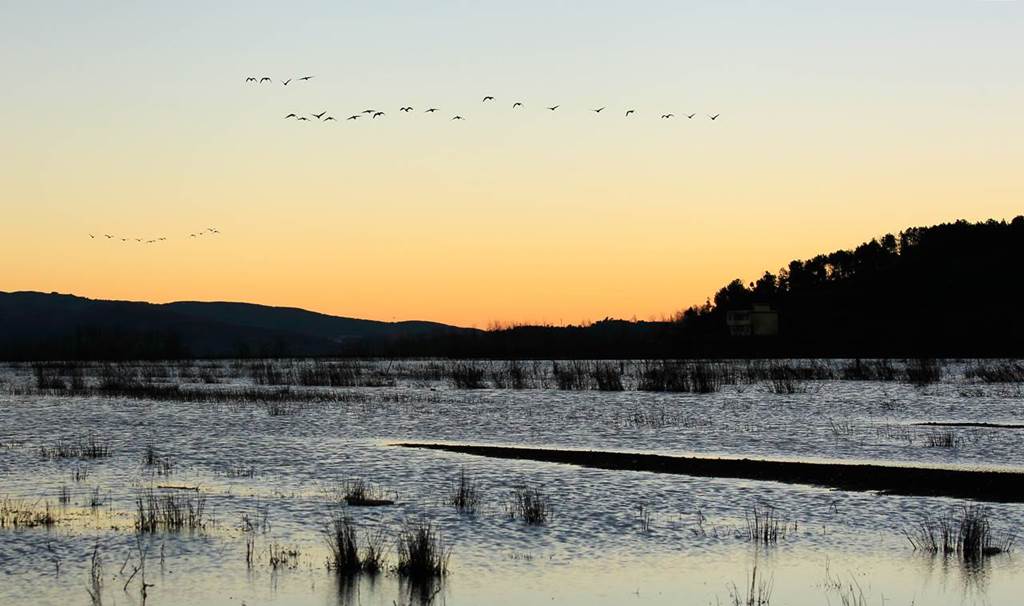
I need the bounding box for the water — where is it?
[0,359,1021,605]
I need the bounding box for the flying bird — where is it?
[282,78,292,86]
[297,116,310,121]
[592,107,605,113]
[245,77,257,83]
[686,113,696,119]
[284,113,298,119]
[259,77,272,84]
[324,116,336,121]
[451,115,464,120]
[708,114,720,120]
[512,102,523,109]
[625,110,635,116]
[347,115,360,120]
[661,114,674,119]
[547,105,559,111]
[298,76,314,81]
[372,111,385,119]
[362,109,376,114]
[400,107,413,112]
[482,96,494,102]
[425,108,439,113]
[104,234,113,239]
[89,234,95,239]
[312,111,327,119]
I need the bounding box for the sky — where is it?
[1,1,1022,327]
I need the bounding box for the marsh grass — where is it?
[839,358,898,381]
[965,361,1024,383]
[448,363,487,389]
[906,358,943,386]
[744,505,792,546]
[904,506,1014,559]
[324,515,389,575]
[448,469,482,514]
[40,436,110,461]
[728,559,773,606]
[924,430,964,449]
[590,362,625,391]
[134,489,207,533]
[0,498,57,528]
[338,479,395,507]
[506,486,550,525]
[637,360,726,393]
[268,544,302,571]
[86,545,103,606]
[395,520,450,579]
[552,361,590,390]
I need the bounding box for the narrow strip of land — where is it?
[912,421,1024,429]
[396,443,1024,503]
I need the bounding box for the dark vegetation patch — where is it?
[396,443,1024,503]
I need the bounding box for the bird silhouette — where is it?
[104,235,113,239]
[593,107,605,113]
[282,78,292,86]
[245,77,257,83]
[121,238,128,242]
[686,113,696,119]
[625,110,635,116]
[452,115,464,120]
[512,102,523,109]
[89,234,95,239]
[400,107,413,112]
[324,116,336,121]
[708,114,720,120]
[259,77,272,84]
[347,115,360,120]
[482,96,494,102]
[312,111,327,119]
[298,76,314,81]
[284,113,298,119]
[297,116,310,121]
[372,111,385,119]
[362,109,376,114]
[661,113,674,119]
[425,108,439,113]
[547,105,559,111]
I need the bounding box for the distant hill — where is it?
[0,292,474,359]
[4,216,1023,360]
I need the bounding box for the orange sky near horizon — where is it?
[2,2,1022,327]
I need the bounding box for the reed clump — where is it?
[904,505,1014,559]
[134,489,207,533]
[448,468,482,514]
[40,436,111,460]
[506,486,550,525]
[449,363,487,389]
[395,520,450,579]
[0,498,57,528]
[744,505,791,546]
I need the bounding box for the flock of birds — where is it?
[281,97,721,123]
[252,76,721,123]
[245,75,315,86]
[87,227,220,243]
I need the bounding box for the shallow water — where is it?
[0,359,1022,605]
